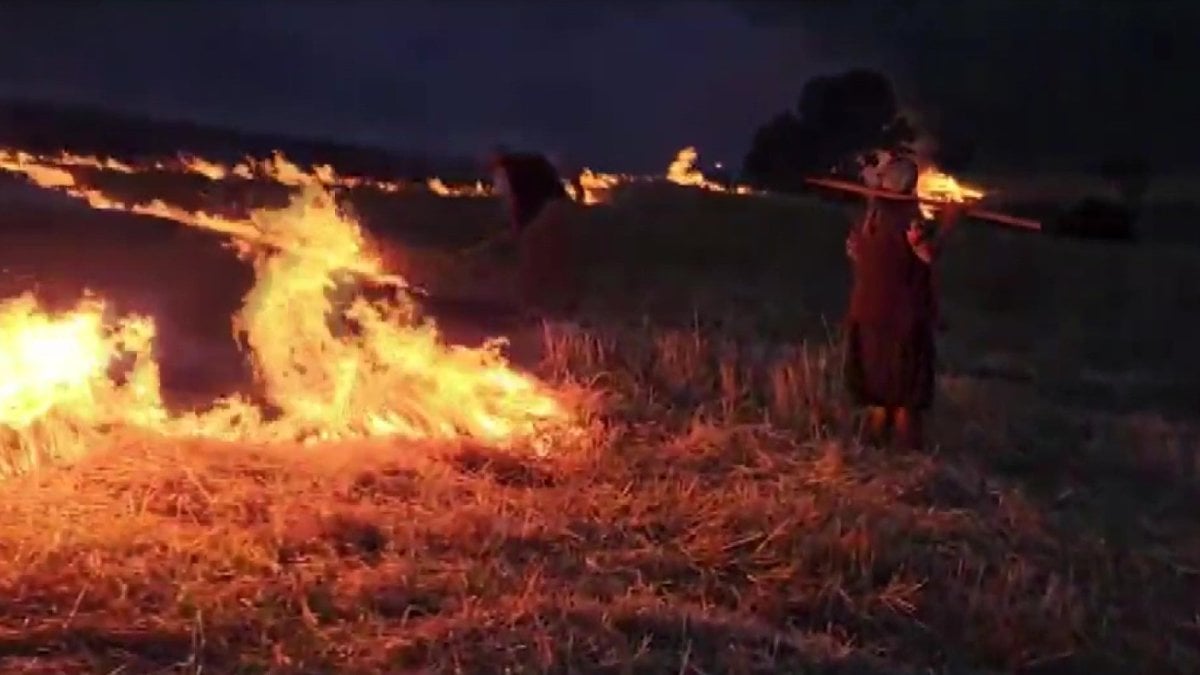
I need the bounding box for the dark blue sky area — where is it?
[0,1,1194,172]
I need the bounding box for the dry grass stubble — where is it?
[0,182,1197,673]
[0,321,1195,673]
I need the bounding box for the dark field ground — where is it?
[0,145,1197,673]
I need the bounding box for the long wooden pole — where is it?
[804,176,1042,231]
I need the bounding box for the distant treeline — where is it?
[0,99,480,181]
[739,69,1157,242]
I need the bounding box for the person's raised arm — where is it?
[907,202,965,263]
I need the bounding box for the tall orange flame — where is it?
[0,149,574,473]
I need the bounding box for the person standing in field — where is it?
[487,147,579,318]
[843,155,961,450]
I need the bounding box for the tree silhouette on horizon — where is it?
[741,69,917,192]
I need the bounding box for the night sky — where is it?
[0,0,1195,173]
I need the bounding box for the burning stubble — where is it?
[0,152,580,473]
[0,143,994,473]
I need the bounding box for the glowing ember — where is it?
[0,149,574,471]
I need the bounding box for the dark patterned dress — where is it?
[844,199,936,410]
[493,153,577,312]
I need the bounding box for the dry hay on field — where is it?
[0,151,1197,673]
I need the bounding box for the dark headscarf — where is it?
[490,151,568,232]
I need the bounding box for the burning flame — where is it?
[915,167,985,219]
[0,140,1009,473]
[562,169,627,206]
[0,293,169,476]
[0,149,573,472]
[665,147,754,195]
[0,294,163,431]
[1,144,761,214]
[666,147,722,190]
[8,147,408,193]
[579,168,627,203]
[55,151,135,174]
[427,177,491,198]
[179,154,229,181]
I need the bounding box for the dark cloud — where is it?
[0,0,1193,171]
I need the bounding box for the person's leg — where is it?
[892,407,925,451]
[541,200,575,315]
[523,199,577,318]
[899,322,936,451]
[844,322,874,445]
[515,232,540,315]
[864,406,889,446]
